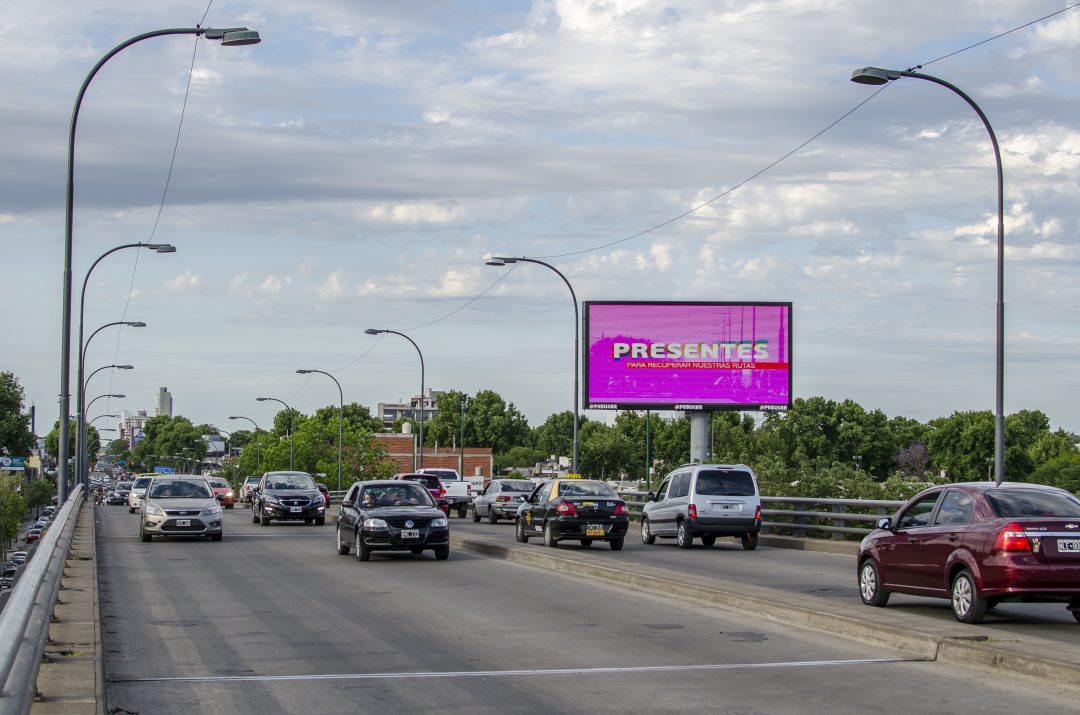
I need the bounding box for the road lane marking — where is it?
[111,657,924,683]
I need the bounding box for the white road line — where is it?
[111,657,923,683]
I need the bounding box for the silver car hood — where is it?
[145,498,216,511]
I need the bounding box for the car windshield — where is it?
[409,476,440,489]
[149,480,213,499]
[696,470,756,497]
[245,477,261,484]
[501,481,534,492]
[117,481,133,489]
[208,478,229,489]
[133,478,152,489]
[361,484,434,508]
[267,475,316,490]
[559,481,618,498]
[986,489,1080,518]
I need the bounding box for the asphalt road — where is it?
[97,506,1079,714]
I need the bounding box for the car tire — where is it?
[579,539,593,548]
[858,559,890,607]
[226,504,234,510]
[700,535,716,547]
[128,507,135,514]
[251,508,259,524]
[315,517,325,526]
[356,532,370,562]
[434,545,450,560]
[951,568,988,624]
[457,506,468,519]
[640,518,656,545]
[515,519,529,544]
[543,522,558,548]
[260,514,270,527]
[472,507,481,523]
[1070,608,1080,624]
[140,531,151,543]
[210,533,223,542]
[336,528,350,555]
[741,532,759,551]
[489,509,500,525]
[676,521,693,549]
[609,537,625,551]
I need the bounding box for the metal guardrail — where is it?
[0,484,85,715]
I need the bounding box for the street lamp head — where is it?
[124,321,146,328]
[485,256,519,267]
[228,415,242,420]
[203,27,262,46]
[117,364,134,370]
[148,243,177,253]
[256,397,269,402]
[109,394,125,399]
[296,369,313,374]
[850,67,901,85]
[364,328,383,335]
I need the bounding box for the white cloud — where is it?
[316,269,345,300]
[163,270,200,293]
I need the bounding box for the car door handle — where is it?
[948,534,960,542]
[907,538,919,544]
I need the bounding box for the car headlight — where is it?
[363,518,388,529]
[313,494,325,505]
[264,495,280,505]
[202,504,222,516]
[225,491,233,498]
[144,504,165,516]
[431,517,448,528]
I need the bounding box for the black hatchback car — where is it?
[516,478,630,550]
[335,480,450,561]
[251,471,327,526]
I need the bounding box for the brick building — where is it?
[373,433,493,480]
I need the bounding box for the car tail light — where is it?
[994,522,1031,552]
[614,503,628,516]
[754,505,761,521]
[687,504,697,518]
[496,495,511,503]
[556,501,577,516]
[466,484,472,496]
[437,487,446,499]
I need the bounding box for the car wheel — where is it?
[515,519,529,544]
[226,504,234,510]
[579,539,593,548]
[640,518,656,545]
[210,533,223,542]
[336,528,350,555]
[251,508,259,524]
[314,517,325,526]
[434,545,450,561]
[543,522,559,548]
[128,507,135,514]
[140,531,151,543]
[676,521,693,549]
[700,535,716,547]
[356,532,370,562]
[488,509,499,525]
[457,506,468,519]
[858,559,890,607]
[1070,607,1080,624]
[260,514,270,527]
[472,506,481,523]
[741,532,759,551]
[951,569,987,624]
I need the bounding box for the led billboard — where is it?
[584,301,792,411]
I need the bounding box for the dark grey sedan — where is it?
[472,479,534,524]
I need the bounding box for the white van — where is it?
[640,463,762,550]
[128,476,154,513]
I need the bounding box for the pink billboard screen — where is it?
[584,301,792,411]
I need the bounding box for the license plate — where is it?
[175,519,191,527]
[713,503,737,510]
[586,525,605,537]
[401,529,420,539]
[290,507,302,513]
[1058,539,1080,552]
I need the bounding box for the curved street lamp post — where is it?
[851,66,1005,484]
[256,397,294,470]
[296,369,344,491]
[228,416,262,471]
[365,329,425,470]
[486,256,579,473]
[56,25,261,505]
[77,324,143,486]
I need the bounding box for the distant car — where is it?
[315,482,331,506]
[252,471,326,526]
[207,477,235,509]
[472,479,534,523]
[239,476,262,504]
[109,481,133,505]
[335,480,450,561]
[516,479,629,550]
[26,529,42,543]
[858,482,1080,624]
[43,506,56,517]
[128,476,154,513]
[10,552,27,565]
[640,463,762,550]
[139,475,223,542]
[391,474,449,516]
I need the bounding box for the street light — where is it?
[851,66,1005,484]
[486,256,580,473]
[297,369,344,491]
[89,414,118,425]
[56,25,261,506]
[365,328,425,469]
[228,415,262,471]
[459,393,468,480]
[256,397,294,469]
[78,323,143,486]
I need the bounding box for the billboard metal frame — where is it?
[582,300,793,412]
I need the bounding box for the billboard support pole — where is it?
[688,412,708,464]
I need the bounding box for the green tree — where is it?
[534,411,575,460]
[129,416,207,472]
[25,479,54,517]
[0,473,27,557]
[496,445,547,473]
[0,372,35,457]
[578,421,634,480]
[45,419,99,470]
[466,390,531,456]
[1030,454,1080,496]
[423,390,472,449]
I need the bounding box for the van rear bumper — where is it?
[689,517,759,535]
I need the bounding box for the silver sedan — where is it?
[472,479,535,524]
[139,476,224,542]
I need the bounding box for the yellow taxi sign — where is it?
[565,473,584,479]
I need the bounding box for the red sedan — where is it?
[858,482,1080,623]
[207,477,235,509]
[391,473,449,515]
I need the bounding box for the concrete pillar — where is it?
[688,411,708,464]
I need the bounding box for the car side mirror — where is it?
[877,517,892,530]
[647,491,655,502]
[215,494,224,502]
[341,500,353,509]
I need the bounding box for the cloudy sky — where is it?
[3,0,1080,440]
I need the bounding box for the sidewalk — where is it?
[30,501,103,714]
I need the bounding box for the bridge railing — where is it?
[0,484,85,715]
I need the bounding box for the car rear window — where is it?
[267,475,316,489]
[413,476,441,489]
[558,481,618,498]
[501,481,534,492]
[986,489,1080,518]
[695,470,756,497]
